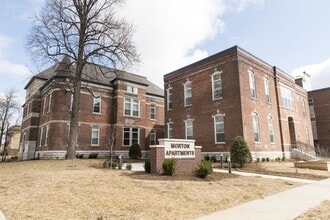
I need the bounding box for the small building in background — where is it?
[5,125,21,157]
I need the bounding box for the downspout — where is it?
[273,66,285,158]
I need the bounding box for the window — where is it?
[70,94,73,111]
[42,98,46,115]
[280,86,294,109]
[305,126,310,145]
[167,87,173,110]
[302,101,306,118]
[39,127,43,147]
[93,95,101,113]
[127,86,138,94]
[249,70,256,99]
[308,98,314,106]
[212,72,222,100]
[124,98,140,117]
[150,104,156,120]
[184,81,192,106]
[264,78,271,103]
[214,114,225,143]
[48,94,52,112]
[91,125,100,146]
[167,122,173,139]
[45,125,49,146]
[252,113,260,142]
[150,130,156,145]
[268,116,275,143]
[185,119,193,140]
[123,128,139,146]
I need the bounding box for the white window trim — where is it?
[167,122,173,139]
[122,127,140,146]
[93,94,101,114]
[39,127,43,147]
[249,70,256,99]
[185,119,194,140]
[212,71,223,100]
[70,94,73,111]
[150,104,156,120]
[268,116,275,144]
[127,86,138,94]
[167,87,173,111]
[184,81,192,107]
[264,78,271,103]
[45,125,49,146]
[124,97,140,117]
[48,93,52,113]
[91,125,100,146]
[280,84,295,110]
[252,112,260,143]
[213,114,225,144]
[150,130,157,145]
[43,97,46,115]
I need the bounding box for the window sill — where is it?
[124,115,140,118]
[92,112,102,115]
[254,142,261,144]
[250,97,257,100]
[213,97,223,101]
[215,142,226,144]
[91,145,99,147]
[184,105,192,108]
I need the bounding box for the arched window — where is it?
[184,81,192,106]
[249,69,256,98]
[212,71,222,100]
[252,112,260,142]
[268,116,275,143]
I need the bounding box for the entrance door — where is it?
[288,117,296,147]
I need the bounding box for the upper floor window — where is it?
[214,114,225,143]
[124,98,140,117]
[150,130,156,145]
[212,71,222,100]
[70,94,74,111]
[150,104,156,120]
[302,101,306,118]
[167,87,173,110]
[45,125,49,146]
[249,70,256,99]
[252,112,260,142]
[280,86,294,110]
[264,78,271,103]
[127,86,138,94]
[308,98,314,106]
[185,119,194,140]
[268,116,275,143]
[123,127,139,146]
[184,81,192,106]
[91,125,100,146]
[39,127,44,147]
[93,94,101,114]
[167,122,173,139]
[48,94,52,112]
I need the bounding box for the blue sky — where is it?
[1,0,330,106]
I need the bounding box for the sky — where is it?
[1,0,330,106]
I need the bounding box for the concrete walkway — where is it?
[0,211,5,220]
[196,178,330,220]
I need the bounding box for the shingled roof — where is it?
[25,58,163,97]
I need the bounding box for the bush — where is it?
[162,159,176,176]
[126,163,132,170]
[256,158,260,163]
[195,160,213,178]
[204,154,210,161]
[129,143,142,159]
[210,155,217,163]
[266,157,270,162]
[144,159,151,173]
[230,136,252,167]
[88,153,98,159]
[76,154,84,159]
[103,159,118,169]
[262,158,266,162]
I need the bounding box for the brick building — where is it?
[164,46,313,159]
[19,58,164,160]
[308,87,330,156]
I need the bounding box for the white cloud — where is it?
[0,60,31,79]
[121,0,259,87]
[291,58,330,91]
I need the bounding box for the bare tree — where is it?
[27,0,139,160]
[0,89,20,149]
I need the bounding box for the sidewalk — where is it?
[196,177,330,220]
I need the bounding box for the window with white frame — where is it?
[212,71,222,100]
[252,112,260,142]
[185,119,193,140]
[167,122,173,139]
[48,94,52,112]
[150,130,156,145]
[249,70,256,99]
[214,114,225,143]
[150,104,156,120]
[305,126,310,145]
[127,86,138,94]
[264,78,271,103]
[280,86,294,110]
[70,94,73,111]
[167,87,173,110]
[308,98,314,106]
[93,94,101,113]
[184,81,192,106]
[123,127,139,146]
[124,98,140,117]
[268,116,275,143]
[91,125,100,146]
[39,127,43,147]
[45,125,49,145]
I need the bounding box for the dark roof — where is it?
[26,59,163,97]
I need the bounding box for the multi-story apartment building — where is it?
[308,87,330,156]
[19,58,164,160]
[164,46,313,159]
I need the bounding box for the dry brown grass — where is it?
[0,159,301,220]
[295,200,330,220]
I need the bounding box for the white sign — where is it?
[161,139,195,159]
